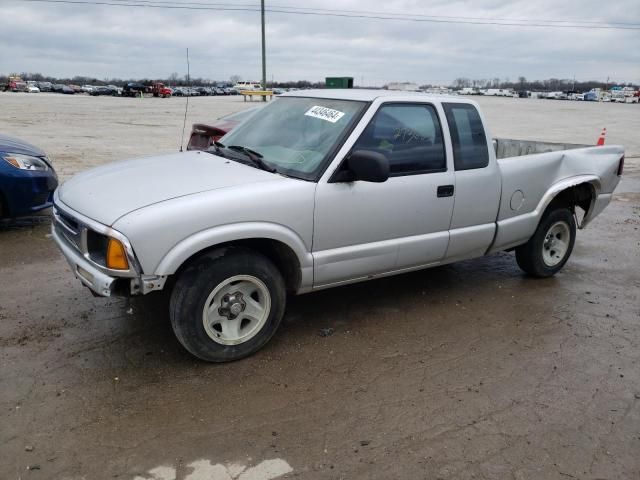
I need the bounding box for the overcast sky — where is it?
[1,0,638,85]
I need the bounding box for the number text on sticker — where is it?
[304,106,346,123]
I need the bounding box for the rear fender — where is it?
[541,176,600,228]
[489,175,600,253]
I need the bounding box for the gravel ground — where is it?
[0,92,639,480]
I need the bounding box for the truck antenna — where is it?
[180,47,190,152]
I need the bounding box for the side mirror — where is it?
[346,150,389,183]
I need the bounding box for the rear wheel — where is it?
[169,248,286,362]
[516,208,576,278]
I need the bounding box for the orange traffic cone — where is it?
[596,127,606,146]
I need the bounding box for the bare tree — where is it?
[453,77,471,88]
[518,76,527,89]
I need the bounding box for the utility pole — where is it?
[261,0,267,101]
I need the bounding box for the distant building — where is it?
[386,82,420,92]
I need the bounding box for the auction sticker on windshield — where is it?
[304,106,345,123]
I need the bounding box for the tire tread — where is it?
[169,247,286,362]
[515,208,576,278]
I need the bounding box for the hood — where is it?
[0,134,46,157]
[58,151,282,226]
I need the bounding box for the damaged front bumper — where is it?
[51,199,166,297]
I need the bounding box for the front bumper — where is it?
[51,200,167,297]
[52,224,121,296]
[1,165,58,217]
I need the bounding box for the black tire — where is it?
[516,208,576,278]
[169,247,286,362]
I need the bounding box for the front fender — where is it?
[154,222,314,289]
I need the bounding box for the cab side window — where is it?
[352,104,446,176]
[442,103,489,170]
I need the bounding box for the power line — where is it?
[172,0,640,26]
[17,0,640,30]
[103,0,640,27]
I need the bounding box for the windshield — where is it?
[219,97,367,180]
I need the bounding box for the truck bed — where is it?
[493,138,590,159]
[490,143,624,253]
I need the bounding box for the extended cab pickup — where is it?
[52,90,625,361]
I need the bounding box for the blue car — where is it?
[0,134,58,218]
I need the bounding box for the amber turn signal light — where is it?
[106,238,129,270]
[5,156,21,168]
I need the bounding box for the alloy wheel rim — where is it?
[542,221,571,267]
[202,275,271,345]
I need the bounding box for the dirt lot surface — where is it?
[1,92,639,479]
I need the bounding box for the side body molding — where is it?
[154,222,314,291]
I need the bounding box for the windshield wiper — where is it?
[206,141,230,159]
[207,141,276,173]
[227,145,277,173]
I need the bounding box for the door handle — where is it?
[437,185,454,197]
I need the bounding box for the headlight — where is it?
[86,230,130,270]
[2,153,49,171]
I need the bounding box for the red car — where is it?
[187,107,262,151]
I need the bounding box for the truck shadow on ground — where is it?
[124,251,549,367]
[0,212,51,231]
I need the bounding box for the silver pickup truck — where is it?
[52,90,625,362]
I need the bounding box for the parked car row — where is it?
[2,80,124,95]
[457,86,639,103]
[526,89,640,103]
[5,79,297,98]
[172,86,238,96]
[3,79,240,97]
[90,86,121,96]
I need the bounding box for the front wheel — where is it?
[169,248,286,362]
[515,208,576,278]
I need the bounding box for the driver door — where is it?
[312,102,455,287]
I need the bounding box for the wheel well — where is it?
[546,182,595,221]
[174,238,302,293]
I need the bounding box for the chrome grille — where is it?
[53,207,84,252]
[58,211,79,232]
[51,202,139,277]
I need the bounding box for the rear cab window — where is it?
[442,103,489,170]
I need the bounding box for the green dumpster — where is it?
[325,77,354,89]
